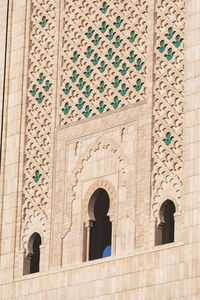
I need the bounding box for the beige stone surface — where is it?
[0,0,200,299]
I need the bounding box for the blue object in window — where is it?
[102,245,111,258]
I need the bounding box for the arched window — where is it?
[23,232,41,275]
[85,188,112,261]
[155,200,176,245]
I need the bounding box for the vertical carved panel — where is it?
[22,0,56,251]
[59,0,148,125]
[152,0,185,219]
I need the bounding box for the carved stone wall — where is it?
[21,0,56,252]
[59,0,148,125]
[20,0,185,262]
[152,0,185,220]
[2,0,199,298]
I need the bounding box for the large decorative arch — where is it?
[62,135,128,237]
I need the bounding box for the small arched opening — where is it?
[155,200,176,245]
[23,232,41,275]
[85,188,112,261]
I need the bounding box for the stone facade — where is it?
[0,0,199,299]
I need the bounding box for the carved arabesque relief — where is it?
[63,136,128,237]
[59,0,148,125]
[151,0,184,218]
[22,205,47,254]
[22,0,56,251]
[152,181,182,225]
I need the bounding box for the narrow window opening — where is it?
[155,200,176,246]
[23,232,41,275]
[88,188,112,260]
[162,201,175,244]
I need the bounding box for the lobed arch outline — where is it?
[27,232,42,256]
[82,178,117,224]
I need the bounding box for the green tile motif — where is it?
[40,16,48,28]
[163,132,174,146]
[100,2,110,14]
[33,170,42,183]
[111,96,121,109]
[76,98,85,110]
[63,83,72,95]
[82,105,92,118]
[157,27,183,62]
[97,101,106,113]
[36,92,45,104]
[62,102,71,115]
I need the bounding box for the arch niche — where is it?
[155,199,177,246]
[82,179,117,261]
[62,136,127,238]
[23,232,41,275]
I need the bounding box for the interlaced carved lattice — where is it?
[22,0,56,251]
[152,0,185,218]
[59,0,148,125]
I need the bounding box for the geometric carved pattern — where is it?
[59,0,148,125]
[22,0,56,250]
[152,0,185,218]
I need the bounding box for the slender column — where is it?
[23,253,32,275]
[39,245,46,272]
[85,220,93,261]
[154,222,164,246]
[110,216,115,256]
[174,212,183,243]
